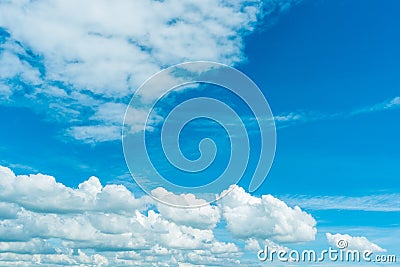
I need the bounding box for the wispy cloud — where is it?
[282,194,400,212]
[274,96,400,128]
[351,96,400,115]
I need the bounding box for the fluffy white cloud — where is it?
[326,233,387,253]
[152,187,221,229]
[0,0,269,142]
[218,185,317,243]
[0,51,41,86]
[0,166,148,214]
[244,238,261,251]
[0,0,301,142]
[0,165,316,266]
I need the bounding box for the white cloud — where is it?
[384,96,400,109]
[0,165,316,266]
[0,0,300,142]
[0,51,41,86]
[152,187,221,229]
[352,96,400,115]
[0,166,147,214]
[66,125,122,143]
[0,239,55,254]
[0,84,12,98]
[218,185,317,243]
[0,250,109,267]
[274,112,304,122]
[326,233,387,253]
[244,238,261,251]
[245,238,289,253]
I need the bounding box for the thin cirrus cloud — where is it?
[0,165,316,266]
[274,95,400,127]
[242,95,400,133]
[0,0,300,143]
[351,96,400,115]
[282,194,400,212]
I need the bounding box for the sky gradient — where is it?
[0,0,399,266]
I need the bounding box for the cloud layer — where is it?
[0,0,299,143]
[0,165,316,266]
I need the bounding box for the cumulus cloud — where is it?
[0,166,147,214]
[244,238,261,251]
[0,165,239,265]
[218,185,317,243]
[326,233,387,253]
[245,238,290,253]
[0,165,316,266]
[0,0,300,142]
[152,187,221,229]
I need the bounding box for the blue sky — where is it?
[0,0,399,266]
[244,0,400,198]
